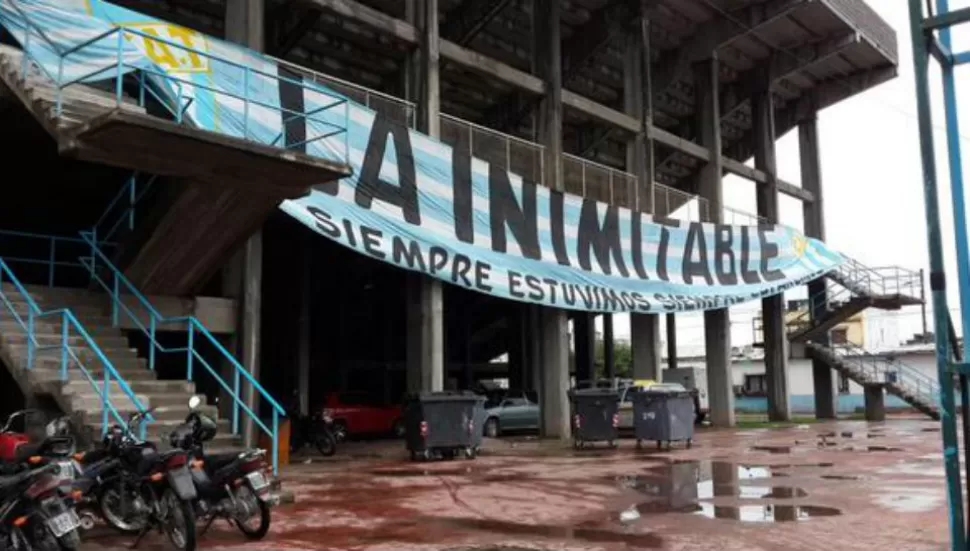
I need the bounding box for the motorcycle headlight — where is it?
[322,414,333,423]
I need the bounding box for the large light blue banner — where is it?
[0,0,844,313]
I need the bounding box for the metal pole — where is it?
[922,269,929,341]
[907,2,967,548]
[938,0,970,364]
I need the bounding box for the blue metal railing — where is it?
[0,230,95,287]
[78,231,285,474]
[92,173,156,249]
[0,0,350,159]
[0,259,152,437]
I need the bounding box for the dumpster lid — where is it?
[568,388,620,399]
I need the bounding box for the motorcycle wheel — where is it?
[314,431,337,457]
[161,489,196,551]
[233,486,271,540]
[98,484,147,535]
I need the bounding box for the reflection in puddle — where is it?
[695,503,841,522]
[751,445,792,454]
[821,474,863,481]
[440,517,663,548]
[615,460,831,522]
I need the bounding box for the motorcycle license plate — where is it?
[57,461,75,481]
[246,471,269,491]
[46,510,80,538]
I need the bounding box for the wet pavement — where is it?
[86,418,951,550]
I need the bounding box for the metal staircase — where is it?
[790,255,939,419]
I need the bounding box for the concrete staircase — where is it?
[0,283,243,452]
[0,44,147,138]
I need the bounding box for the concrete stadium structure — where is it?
[0,0,930,461]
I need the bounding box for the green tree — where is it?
[594,339,633,379]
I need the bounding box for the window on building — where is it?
[831,328,849,345]
[838,373,850,395]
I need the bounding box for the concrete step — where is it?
[21,286,109,306]
[4,342,144,367]
[63,379,193,395]
[5,301,107,318]
[28,366,158,383]
[1,332,129,348]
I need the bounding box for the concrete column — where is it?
[752,68,790,422]
[296,232,311,416]
[539,308,570,439]
[225,0,264,447]
[624,12,663,370]
[603,314,615,379]
[508,306,526,390]
[694,55,734,427]
[573,313,595,385]
[666,313,678,369]
[864,384,887,422]
[631,314,661,380]
[533,0,569,439]
[800,105,837,419]
[404,0,444,394]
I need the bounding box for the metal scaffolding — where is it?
[908,2,970,549]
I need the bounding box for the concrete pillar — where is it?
[406,276,444,393]
[573,313,595,385]
[666,314,678,369]
[404,0,444,394]
[752,68,790,422]
[539,308,570,439]
[631,314,661,380]
[864,384,887,422]
[603,314,615,379]
[296,232,311,416]
[225,0,264,447]
[624,10,654,215]
[508,307,526,390]
[532,0,568,439]
[800,104,837,419]
[694,55,734,427]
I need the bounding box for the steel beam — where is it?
[923,5,970,31]
[440,0,515,46]
[652,0,811,96]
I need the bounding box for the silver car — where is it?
[483,396,539,437]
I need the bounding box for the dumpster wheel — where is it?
[573,439,584,449]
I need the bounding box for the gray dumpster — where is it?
[631,388,695,449]
[405,391,485,460]
[568,388,620,449]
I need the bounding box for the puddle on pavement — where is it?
[610,460,837,523]
[751,445,792,454]
[369,467,479,478]
[922,427,941,433]
[694,504,841,522]
[439,517,663,548]
[821,474,863,481]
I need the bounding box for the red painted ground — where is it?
[85,418,952,550]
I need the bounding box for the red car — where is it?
[322,393,405,438]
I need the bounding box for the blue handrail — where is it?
[0,230,112,287]
[0,0,350,160]
[92,173,157,248]
[77,231,285,474]
[0,259,153,438]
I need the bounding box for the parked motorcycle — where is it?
[287,408,338,457]
[0,460,82,551]
[86,409,199,551]
[170,396,277,541]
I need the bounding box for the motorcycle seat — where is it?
[0,470,29,494]
[204,452,240,471]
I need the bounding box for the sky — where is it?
[605,1,970,355]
